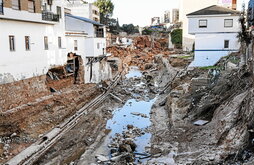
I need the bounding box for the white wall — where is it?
[189,33,240,67]
[0,0,67,84]
[0,20,66,84]
[84,38,106,57]
[84,59,112,83]
[65,16,94,36]
[188,15,240,34]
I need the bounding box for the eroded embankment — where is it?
[148,53,254,165]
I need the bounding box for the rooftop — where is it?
[65,14,103,26]
[187,5,240,16]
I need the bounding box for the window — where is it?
[25,36,30,51]
[224,40,229,48]
[12,0,20,10]
[57,6,62,18]
[44,36,48,50]
[28,0,35,13]
[58,37,61,48]
[199,20,207,28]
[224,19,233,27]
[9,36,15,51]
[0,0,3,15]
[74,40,78,51]
[97,43,100,49]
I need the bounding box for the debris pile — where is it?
[95,125,150,164]
[107,36,173,70]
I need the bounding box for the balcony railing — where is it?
[0,2,3,15]
[42,11,59,22]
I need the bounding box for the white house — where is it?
[65,14,112,83]
[0,0,67,84]
[179,0,239,51]
[187,5,241,67]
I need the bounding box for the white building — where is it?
[66,0,100,22]
[179,0,239,51]
[0,0,66,84]
[65,14,112,83]
[171,9,179,23]
[151,17,160,26]
[187,5,240,67]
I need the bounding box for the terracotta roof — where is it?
[187,5,240,16]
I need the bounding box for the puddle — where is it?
[125,66,143,79]
[105,67,157,163]
[106,98,155,153]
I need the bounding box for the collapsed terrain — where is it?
[1,35,254,165]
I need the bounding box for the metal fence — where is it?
[42,11,59,22]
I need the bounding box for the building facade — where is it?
[187,5,240,67]
[179,0,239,51]
[171,9,179,23]
[66,0,100,22]
[65,14,112,83]
[0,0,66,84]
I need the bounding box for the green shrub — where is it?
[171,29,182,48]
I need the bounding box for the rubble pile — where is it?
[95,125,150,164]
[107,36,173,70]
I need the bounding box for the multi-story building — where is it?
[187,5,240,67]
[179,0,238,51]
[66,0,100,22]
[0,0,66,84]
[151,17,160,26]
[163,10,170,23]
[171,8,179,23]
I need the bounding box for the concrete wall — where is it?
[188,15,240,34]
[189,33,240,67]
[84,58,112,83]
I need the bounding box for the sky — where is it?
[86,0,250,27]
[111,0,179,26]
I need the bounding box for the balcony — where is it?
[0,2,3,15]
[42,11,59,22]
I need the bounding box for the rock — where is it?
[159,98,167,106]
[95,154,109,162]
[111,153,128,162]
[131,112,148,118]
[123,139,137,151]
[119,144,133,153]
[144,63,153,70]
[193,120,209,126]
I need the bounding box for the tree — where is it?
[171,29,182,48]
[108,18,120,34]
[94,0,114,25]
[121,24,139,35]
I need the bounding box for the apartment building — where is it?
[0,0,66,84]
[66,0,100,22]
[171,9,179,23]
